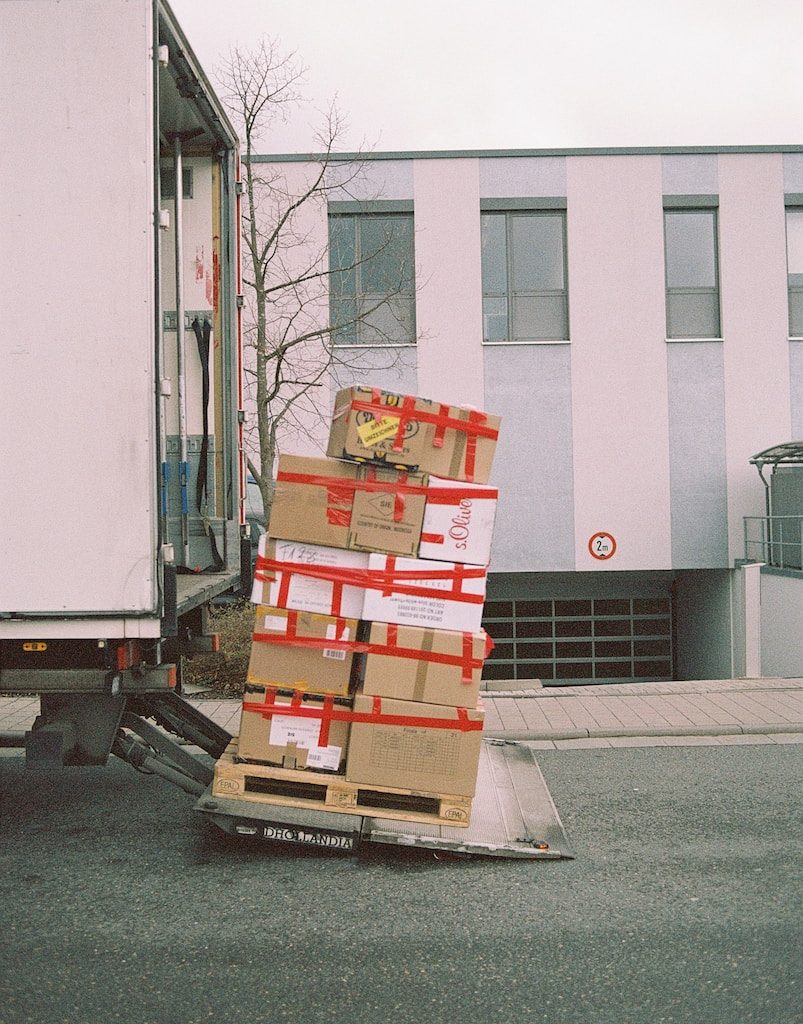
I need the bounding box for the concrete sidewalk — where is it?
[1,676,801,750]
[480,677,803,749]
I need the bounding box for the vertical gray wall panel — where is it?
[484,345,574,571]
[479,157,566,198]
[662,155,719,194]
[326,159,414,201]
[667,342,729,567]
[790,341,803,437]
[783,154,803,193]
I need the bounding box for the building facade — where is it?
[253,147,803,685]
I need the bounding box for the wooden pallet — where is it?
[212,741,473,828]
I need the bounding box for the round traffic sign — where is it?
[588,532,617,560]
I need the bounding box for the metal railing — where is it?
[743,515,803,570]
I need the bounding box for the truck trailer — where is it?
[0,0,571,860]
[0,0,245,775]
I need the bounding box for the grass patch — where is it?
[182,601,254,696]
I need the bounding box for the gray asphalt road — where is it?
[1,744,800,1024]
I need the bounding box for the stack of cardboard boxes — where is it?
[235,385,501,824]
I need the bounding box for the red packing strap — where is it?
[251,625,492,685]
[277,469,429,498]
[350,398,499,442]
[461,633,474,683]
[277,566,291,608]
[394,473,407,522]
[277,469,496,504]
[366,465,406,522]
[450,561,468,599]
[242,692,483,732]
[433,403,450,449]
[255,554,487,585]
[422,486,498,503]
[252,630,366,655]
[464,410,484,483]
[255,607,350,649]
[382,555,397,598]
[254,555,486,605]
[325,481,354,527]
[391,395,417,452]
[278,468,420,528]
[330,580,343,617]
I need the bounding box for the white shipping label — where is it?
[305,745,342,771]
[262,614,288,633]
[268,714,323,749]
[363,554,486,634]
[267,712,341,771]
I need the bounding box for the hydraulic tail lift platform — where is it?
[195,739,574,859]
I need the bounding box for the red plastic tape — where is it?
[243,690,483,732]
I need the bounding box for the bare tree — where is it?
[217,39,414,521]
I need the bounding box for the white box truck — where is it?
[0,0,247,774]
[0,1,571,859]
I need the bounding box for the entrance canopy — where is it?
[750,441,803,476]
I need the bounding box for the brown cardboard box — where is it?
[268,454,428,557]
[360,622,489,708]
[345,693,485,797]
[327,385,501,484]
[247,606,360,696]
[239,684,351,772]
[251,536,369,619]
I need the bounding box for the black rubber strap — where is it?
[192,316,224,571]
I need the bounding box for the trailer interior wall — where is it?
[0,0,158,617]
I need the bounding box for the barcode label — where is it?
[323,648,347,661]
[305,745,341,771]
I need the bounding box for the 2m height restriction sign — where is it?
[588,532,617,560]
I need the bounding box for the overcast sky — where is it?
[170,0,803,155]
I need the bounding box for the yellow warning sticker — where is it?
[356,415,401,447]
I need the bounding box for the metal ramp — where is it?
[195,739,573,860]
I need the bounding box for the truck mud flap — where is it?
[195,741,573,860]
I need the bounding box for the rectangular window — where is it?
[664,209,721,338]
[481,210,569,342]
[786,208,803,336]
[329,212,416,346]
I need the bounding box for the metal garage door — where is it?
[482,597,673,685]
